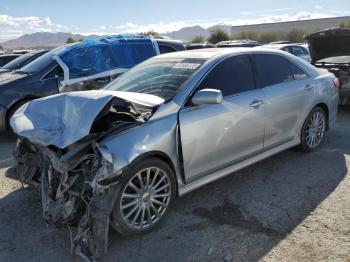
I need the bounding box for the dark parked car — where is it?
[156,39,185,53]
[305,27,350,105]
[0,54,21,67]
[0,36,184,132]
[0,50,49,74]
[186,43,215,50]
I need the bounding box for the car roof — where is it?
[261,43,307,49]
[0,54,21,58]
[156,47,293,60]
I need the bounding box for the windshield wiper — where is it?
[13,70,30,74]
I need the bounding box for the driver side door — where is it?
[179,55,265,183]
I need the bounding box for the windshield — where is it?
[18,46,66,74]
[1,53,33,70]
[316,56,350,64]
[104,57,206,101]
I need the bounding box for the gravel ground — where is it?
[0,107,349,262]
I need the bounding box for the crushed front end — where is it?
[7,90,163,261]
[11,137,121,260]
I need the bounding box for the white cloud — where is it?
[241,8,297,16]
[0,10,347,42]
[75,11,337,36]
[0,14,56,41]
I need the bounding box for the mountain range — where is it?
[0,25,231,48]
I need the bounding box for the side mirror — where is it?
[191,89,223,106]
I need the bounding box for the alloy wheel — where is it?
[305,111,326,149]
[119,167,171,230]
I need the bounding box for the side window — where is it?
[281,47,291,53]
[198,55,255,97]
[253,54,294,87]
[290,62,308,80]
[290,46,309,56]
[158,44,177,54]
[44,65,64,79]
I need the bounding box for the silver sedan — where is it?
[10,48,339,259]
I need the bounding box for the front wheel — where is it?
[111,158,176,236]
[299,107,327,152]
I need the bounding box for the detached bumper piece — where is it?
[11,138,123,261]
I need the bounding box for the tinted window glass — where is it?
[290,62,308,80]
[44,65,64,79]
[281,47,291,53]
[290,46,308,56]
[254,54,294,87]
[158,45,176,54]
[0,56,17,67]
[198,55,255,97]
[20,51,56,74]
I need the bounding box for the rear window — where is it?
[158,44,177,54]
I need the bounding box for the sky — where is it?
[0,0,349,41]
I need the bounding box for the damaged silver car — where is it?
[8,48,339,261]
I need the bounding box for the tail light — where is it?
[332,77,340,90]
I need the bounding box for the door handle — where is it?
[304,84,313,91]
[249,99,264,108]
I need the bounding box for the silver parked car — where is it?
[9,48,339,260]
[261,43,312,63]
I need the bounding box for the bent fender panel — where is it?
[99,113,184,187]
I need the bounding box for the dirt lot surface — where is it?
[0,107,349,262]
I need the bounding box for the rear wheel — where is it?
[111,158,176,235]
[299,107,327,152]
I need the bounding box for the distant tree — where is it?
[339,20,350,28]
[258,31,279,44]
[207,27,230,44]
[0,45,3,50]
[287,28,306,43]
[66,37,76,44]
[191,35,205,43]
[233,31,259,41]
[139,30,161,38]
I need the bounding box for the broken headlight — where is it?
[94,143,122,186]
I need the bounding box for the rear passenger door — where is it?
[252,53,313,149]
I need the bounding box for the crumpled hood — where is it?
[305,27,350,62]
[10,90,164,149]
[0,72,27,85]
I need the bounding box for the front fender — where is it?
[99,113,183,185]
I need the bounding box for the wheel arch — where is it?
[312,102,329,129]
[5,96,40,130]
[127,151,180,197]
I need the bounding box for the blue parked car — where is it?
[0,35,184,132]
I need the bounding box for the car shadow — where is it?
[0,132,16,168]
[0,107,349,262]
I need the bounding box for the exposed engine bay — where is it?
[8,91,161,261]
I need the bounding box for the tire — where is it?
[111,157,176,236]
[299,107,327,152]
[6,99,32,133]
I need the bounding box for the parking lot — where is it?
[0,106,349,262]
